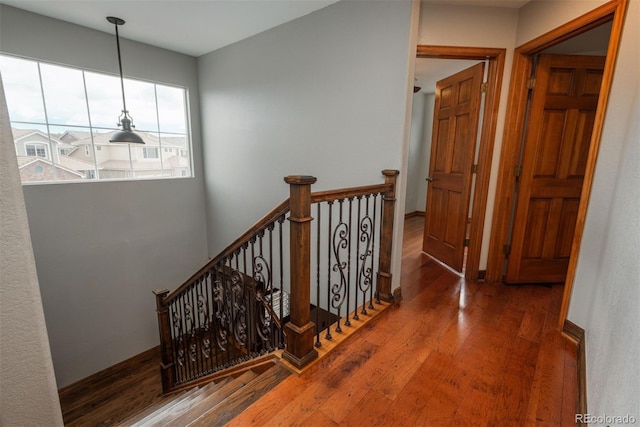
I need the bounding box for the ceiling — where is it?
[0,0,340,57]
[0,0,532,57]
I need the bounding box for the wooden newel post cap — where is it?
[382,169,400,177]
[284,175,317,185]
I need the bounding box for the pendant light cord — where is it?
[113,22,128,116]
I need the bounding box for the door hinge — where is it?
[464,238,470,247]
[481,82,488,93]
[527,77,536,90]
[503,244,511,258]
[514,165,522,177]
[471,164,478,174]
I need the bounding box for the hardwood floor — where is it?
[227,216,578,426]
[59,216,578,426]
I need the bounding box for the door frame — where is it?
[416,45,507,280]
[485,0,629,327]
[416,45,506,281]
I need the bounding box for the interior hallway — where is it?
[59,216,578,426]
[228,216,578,426]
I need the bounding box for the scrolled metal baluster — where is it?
[253,254,272,344]
[231,267,247,347]
[213,272,227,352]
[331,199,349,333]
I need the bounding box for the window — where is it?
[26,143,47,158]
[1,54,192,184]
[143,147,159,159]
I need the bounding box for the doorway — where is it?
[484,0,628,326]
[409,46,506,281]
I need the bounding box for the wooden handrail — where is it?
[310,183,391,204]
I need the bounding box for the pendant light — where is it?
[107,16,144,144]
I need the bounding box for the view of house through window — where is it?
[0,54,192,183]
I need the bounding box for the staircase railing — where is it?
[153,170,398,393]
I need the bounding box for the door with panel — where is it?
[505,54,605,283]
[422,62,484,272]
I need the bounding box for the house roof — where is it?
[69,131,186,148]
[16,156,86,177]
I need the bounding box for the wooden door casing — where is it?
[505,54,605,283]
[422,63,484,272]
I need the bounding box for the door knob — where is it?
[425,177,434,182]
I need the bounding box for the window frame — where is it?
[1,53,194,185]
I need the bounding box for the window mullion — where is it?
[82,70,100,180]
[37,62,56,179]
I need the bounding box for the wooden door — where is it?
[422,63,484,272]
[505,54,605,283]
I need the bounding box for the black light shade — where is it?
[107,16,144,144]
[110,117,145,144]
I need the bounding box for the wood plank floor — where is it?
[59,216,578,426]
[227,216,578,426]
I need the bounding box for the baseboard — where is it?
[404,211,425,219]
[563,320,587,425]
[392,286,402,302]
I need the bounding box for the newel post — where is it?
[153,288,175,392]
[282,175,318,369]
[377,169,399,302]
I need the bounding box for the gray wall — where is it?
[198,0,414,257]
[405,92,433,214]
[1,74,63,426]
[549,0,639,418]
[0,5,208,387]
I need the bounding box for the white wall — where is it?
[405,92,434,214]
[199,1,414,267]
[1,76,64,426]
[416,92,435,213]
[553,0,638,418]
[0,5,209,387]
[418,2,518,268]
[406,93,426,214]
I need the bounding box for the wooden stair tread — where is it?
[161,369,259,427]
[188,363,291,427]
[125,379,228,427]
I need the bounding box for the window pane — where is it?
[123,78,158,133]
[160,133,191,177]
[84,71,124,129]
[157,85,187,133]
[40,63,90,127]
[0,56,46,123]
[48,125,98,181]
[2,54,191,184]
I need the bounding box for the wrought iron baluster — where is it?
[374,193,381,305]
[278,215,285,349]
[268,221,274,350]
[315,203,322,347]
[345,197,353,327]
[331,199,349,334]
[354,196,362,321]
[325,201,333,340]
